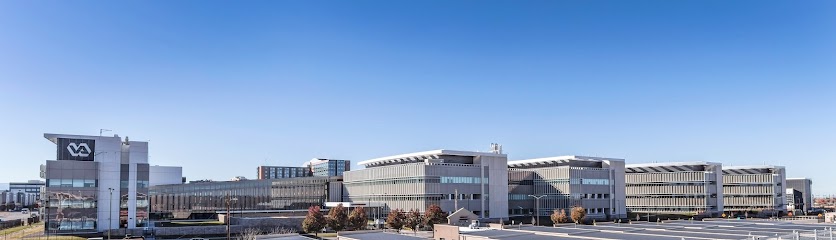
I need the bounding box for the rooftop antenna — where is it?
[99,129,112,136]
[490,143,503,154]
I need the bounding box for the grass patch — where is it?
[0,222,43,236]
[24,236,86,240]
[314,232,338,237]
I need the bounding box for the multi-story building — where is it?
[343,149,509,219]
[42,133,181,233]
[306,158,351,177]
[625,162,723,217]
[1,191,11,209]
[8,181,44,209]
[149,177,343,219]
[787,188,803,213]
[257,166,311,179]
[786,178,813,212]
[507,156,627,221]
[722,165,786,215]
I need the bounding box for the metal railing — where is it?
[750,228,836,240]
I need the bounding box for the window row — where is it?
[441,193,482,200]
[626,172,712,183]
[441,177,487,184]
[47,179,96,188]
[508,193,610,201]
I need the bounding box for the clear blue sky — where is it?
[1,1,835,193]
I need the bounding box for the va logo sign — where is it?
[67,142,92,157]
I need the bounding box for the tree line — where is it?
[551,206,587,224]
[302,204,448,235]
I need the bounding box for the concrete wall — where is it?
[152,217,303,237]
[481,155,509,219]
[432,224,459,240]
[230,217,304,230]
[604,160,627,219]
[92,135,123,232]
[149,166,183,186]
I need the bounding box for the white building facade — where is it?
[722,165,786,215]
[42,133,181,233]
[625,162,724,217]
[7,181,44,209]
[507,156,627,221]
[343,149,509,219]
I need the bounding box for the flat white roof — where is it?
[508,155,624,166]
[723,165,784,170]
[302,158,326,167]
[625,161,721,168]
[358,149,505,167]
[43,133,119,144]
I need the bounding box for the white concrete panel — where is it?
[149,166,183,186]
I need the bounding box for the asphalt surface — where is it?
[0,211,30,222]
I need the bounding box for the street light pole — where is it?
[528,195,546,226]
[226,193,231,240]
[108,188,113,240]
[45,199,50,240]
[226,193,238,240]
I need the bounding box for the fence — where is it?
[0,219,24,231]
[749,228,836,240]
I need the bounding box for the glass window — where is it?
[72,179,84,188]
[61,179,73,187]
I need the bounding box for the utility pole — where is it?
[528,195,545,226]
[108,188,113,240]
[45,199,50,240]
[455,189,459,210]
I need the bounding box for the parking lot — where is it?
[0,211,31,222]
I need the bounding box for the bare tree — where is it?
[551,209,568,224]
[239,228,260,240]
[570,206,586,224]
[269,227,296,235]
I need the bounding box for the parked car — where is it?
[21,208,30,215]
